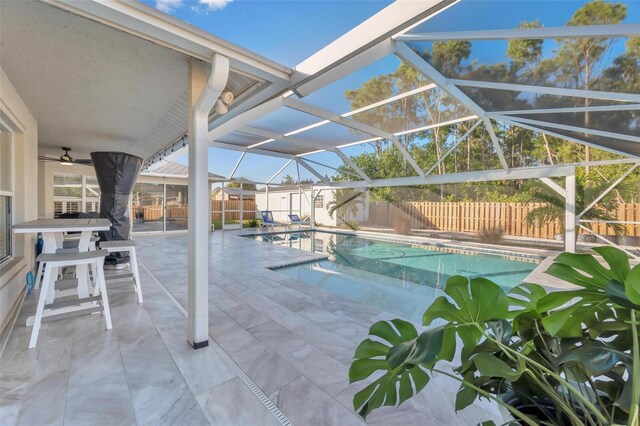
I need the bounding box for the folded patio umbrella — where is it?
[91,151,143,264]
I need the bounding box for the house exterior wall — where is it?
[0,67,38,340]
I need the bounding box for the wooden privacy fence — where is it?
[211,199,257,221]
[367,202,640,239]
[132,206,188,221]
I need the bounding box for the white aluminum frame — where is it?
[395,23,640,41]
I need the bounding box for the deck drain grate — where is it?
[140,262,294,426]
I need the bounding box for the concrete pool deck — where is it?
[2,230,524,425]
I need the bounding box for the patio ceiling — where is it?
[145,0,638,188]
[0,0,291,162]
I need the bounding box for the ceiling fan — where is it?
[37,147,93,166]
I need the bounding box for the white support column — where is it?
[239,182,243,227]
[565,168,576,253]
[221,181,226,229]
[208,181,213,232]
[188,55,229,349]
[310,184,315,228]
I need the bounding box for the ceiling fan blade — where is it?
[75,159,94,165]
[37,156,61,162]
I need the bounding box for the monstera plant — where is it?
[350,247,640,426]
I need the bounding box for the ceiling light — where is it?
[220,90,234,105]
[214,99,228,114]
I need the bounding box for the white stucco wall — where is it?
[255,188,368,227]
[0,67,38,339]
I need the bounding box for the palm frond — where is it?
[525,205,564,229]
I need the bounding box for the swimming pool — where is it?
[248,231,542,322]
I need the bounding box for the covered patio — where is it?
[3,230,517,425]
[1,0,639,424]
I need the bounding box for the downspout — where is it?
[188,53,229,349]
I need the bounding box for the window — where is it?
[165,184,188,231]
[315,194,324,208]
[53,172,100,217]
[0,125,12,263]
[131,183,164,233]
[314,238,324,253]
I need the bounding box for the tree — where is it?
[554,0,627,166]
[525,172,625,239]
[226,177,256,191]
[506,21,543,68]
[326,189,364,225]
[280,174,295,185]
[333,1,637,205]
[277,174,313,185]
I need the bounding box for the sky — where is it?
[145,0,640,184]
[140,0,391,182]
[142,0,391,67]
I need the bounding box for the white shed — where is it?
[254,185,368,227]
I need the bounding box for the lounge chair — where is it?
[260,211,289,231]
[288,214,310,229]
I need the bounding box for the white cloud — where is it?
[155,0,183,13]
[199,0,232,10]
[191,0,233,14]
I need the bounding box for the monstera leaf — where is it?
[624,264,640,306]
[423,276,509,354]
[556,339,630,376]
[509,283,548,314]
[540,247,637,337]
[349,319,449,419]
[545,247,630,290]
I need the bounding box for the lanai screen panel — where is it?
[456,87,636,112]
[300,54,433,115]
[394,0,639,155]
[249,107,322,135]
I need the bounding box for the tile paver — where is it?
[1,230,505,425]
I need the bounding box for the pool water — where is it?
[249,231,541,322]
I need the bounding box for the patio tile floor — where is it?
[1,230,505,425]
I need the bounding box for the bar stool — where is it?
[99,240,143,304]
[34,235,99,291]
[30,249,112,348]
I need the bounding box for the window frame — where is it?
[314,194,324,208]
[52,170,101,217]
[0,122,14,265]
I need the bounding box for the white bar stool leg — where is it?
[45,266,59,304]
[129,248,143,304]
[30,266,53,348]
[94,259,112,329]
[35,261,44,291]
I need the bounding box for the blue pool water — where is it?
[248,231,541,322]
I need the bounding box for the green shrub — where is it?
[477,226,504,244]
[244,218,259,228]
